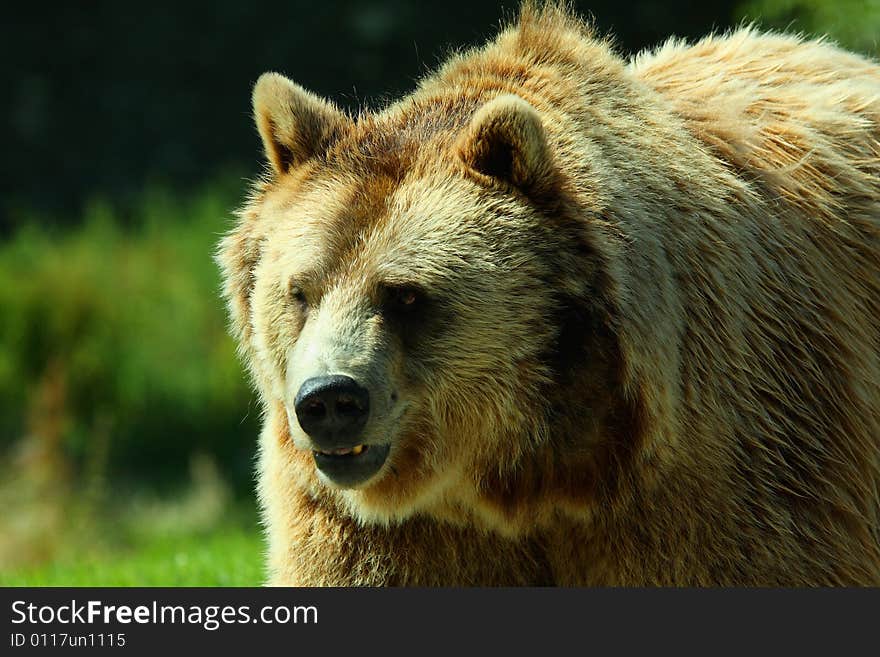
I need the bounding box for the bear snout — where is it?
[294,374,370,449]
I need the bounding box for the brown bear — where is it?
[218,2,880,585]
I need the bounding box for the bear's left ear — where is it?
[456,94,553,189]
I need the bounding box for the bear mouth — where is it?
[312,443,391,488]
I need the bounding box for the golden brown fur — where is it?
[218,3,880,585]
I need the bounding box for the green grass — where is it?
[0,525,264,587]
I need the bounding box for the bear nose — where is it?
[294,375,370,448]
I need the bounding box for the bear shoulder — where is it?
[630,29,880,218]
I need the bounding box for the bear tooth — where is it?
[351,445,364,455]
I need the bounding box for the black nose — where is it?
[294,375,370,448]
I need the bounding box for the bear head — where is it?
[218,72,633,529]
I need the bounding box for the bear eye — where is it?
[288,281,307,308]
[395,287,418,306]
[383,283,423,313]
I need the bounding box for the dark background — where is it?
[3,0,784,231]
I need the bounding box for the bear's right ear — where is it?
[252,72,351,175]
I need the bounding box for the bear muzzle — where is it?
[293,374,391,487]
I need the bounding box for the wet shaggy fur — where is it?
[218,3,880,585]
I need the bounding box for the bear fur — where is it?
[218,3,880,585]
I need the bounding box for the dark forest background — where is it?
[1,0,877,583]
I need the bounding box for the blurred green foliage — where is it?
[0,180,258,489]
[739,0,880,53]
